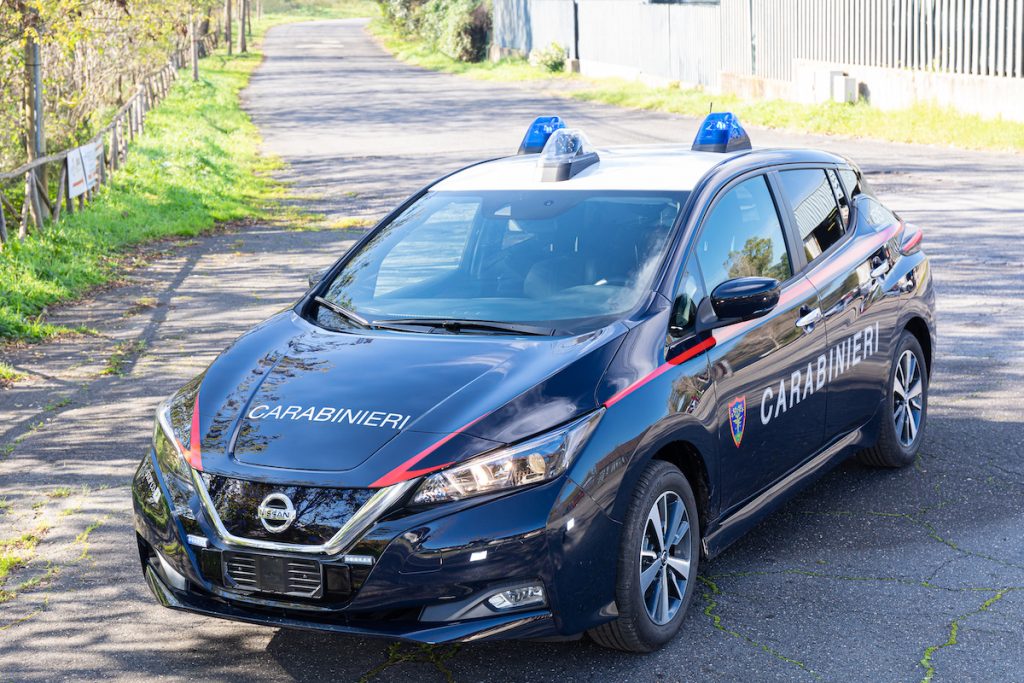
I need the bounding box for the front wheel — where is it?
[858,330,929,468]
[588,461,700,652]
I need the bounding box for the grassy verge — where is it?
[0,52,282,342]
[368,20,554,81]
[368,20,1024,153]
[0,1,379,345]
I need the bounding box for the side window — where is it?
[860,197,899,230]
[778,169,846,265]
[838,168,862,199]
[669,268,705,339]
[696,175,792,293]
[826,169,850,226]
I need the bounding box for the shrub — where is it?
[378,0,491,62]
[530,42,566,73]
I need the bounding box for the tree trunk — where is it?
[226,0,233,56]
[190,11,200,81]
[239,0,247,53]
[23,30,48,229]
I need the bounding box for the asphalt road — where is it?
[2,18,1023,683]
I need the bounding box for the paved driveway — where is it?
[1,18,1023,682]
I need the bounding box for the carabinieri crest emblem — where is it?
[728,396,746,447]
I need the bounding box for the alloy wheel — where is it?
[893,349,924,447]
[639,490,691,625]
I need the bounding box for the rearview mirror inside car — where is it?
[697,276,780,332]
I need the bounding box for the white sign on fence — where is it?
[67,142,102,199]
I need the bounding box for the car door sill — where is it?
[702,425,866,560]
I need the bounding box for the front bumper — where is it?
[132,450,621,643]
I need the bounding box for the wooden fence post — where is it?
[0,194,7,246]
[25,170,43,233]
[53,161,66,224]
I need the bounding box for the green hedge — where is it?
[378,0,490,62]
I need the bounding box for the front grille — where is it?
[225,554,257,591]
[203,475,375,546]
[223,551,323,598]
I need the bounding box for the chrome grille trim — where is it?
[190,469,415,556]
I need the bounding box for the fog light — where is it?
[487,584,545,611]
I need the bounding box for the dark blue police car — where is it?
[133,114,935,652]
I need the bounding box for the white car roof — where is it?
[432,144,749,193]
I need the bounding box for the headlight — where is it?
[153,395,195,488]
[412,410,603,505]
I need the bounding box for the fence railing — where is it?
[495,0,1024,87]
[0,33,218,248]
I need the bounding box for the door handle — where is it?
[870,257,890,280]
[796,306,823,329]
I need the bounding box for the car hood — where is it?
[181,312,627,488]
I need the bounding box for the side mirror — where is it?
[308,267,329,288]
[697,276,780,331]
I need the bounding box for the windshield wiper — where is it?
[313,296,370,328]
[372,318,555,336]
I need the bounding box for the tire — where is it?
[588,461,700,653]
[858,330,929,468]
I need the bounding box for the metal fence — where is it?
[494,0,1024,87]
[0,34,217,247]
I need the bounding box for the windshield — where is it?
[317,190,687,334]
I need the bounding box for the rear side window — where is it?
[860,197,899,230]
[696,175,792,292]
[778,169,846,265]
[838,168,862,198]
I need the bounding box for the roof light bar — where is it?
[692,112,752,153]
[539,128,600,182]
[518,116,566,155]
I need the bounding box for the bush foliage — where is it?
[377,0,490,62]
[530,42,566,73]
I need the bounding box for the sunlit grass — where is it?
[571,79,1024,152]
[367,20,564,82]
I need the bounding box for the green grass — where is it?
[571,80,1024,152]
[370,21,1024,153]
[0,529,44,585]
[0,49,285,343]
[0,361,24,387]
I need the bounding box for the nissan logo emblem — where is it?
[257,492,296,533]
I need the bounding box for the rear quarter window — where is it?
[858,197,900,232]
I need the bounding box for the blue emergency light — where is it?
[518,116,566,155]
[692,112,752,153]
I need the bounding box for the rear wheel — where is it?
[588,461,700,652]
[858,330,928,468]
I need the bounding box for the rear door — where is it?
[693,174,829,512]
[775,167,892,438]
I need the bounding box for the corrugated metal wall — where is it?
[492,0,1024,84]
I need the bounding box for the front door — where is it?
[691,175,829,512]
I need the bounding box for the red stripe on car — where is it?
[187,394,203,471]
[603,336,717,408]
[370,413,489,488]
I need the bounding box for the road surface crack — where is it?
[699,576,823,681]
